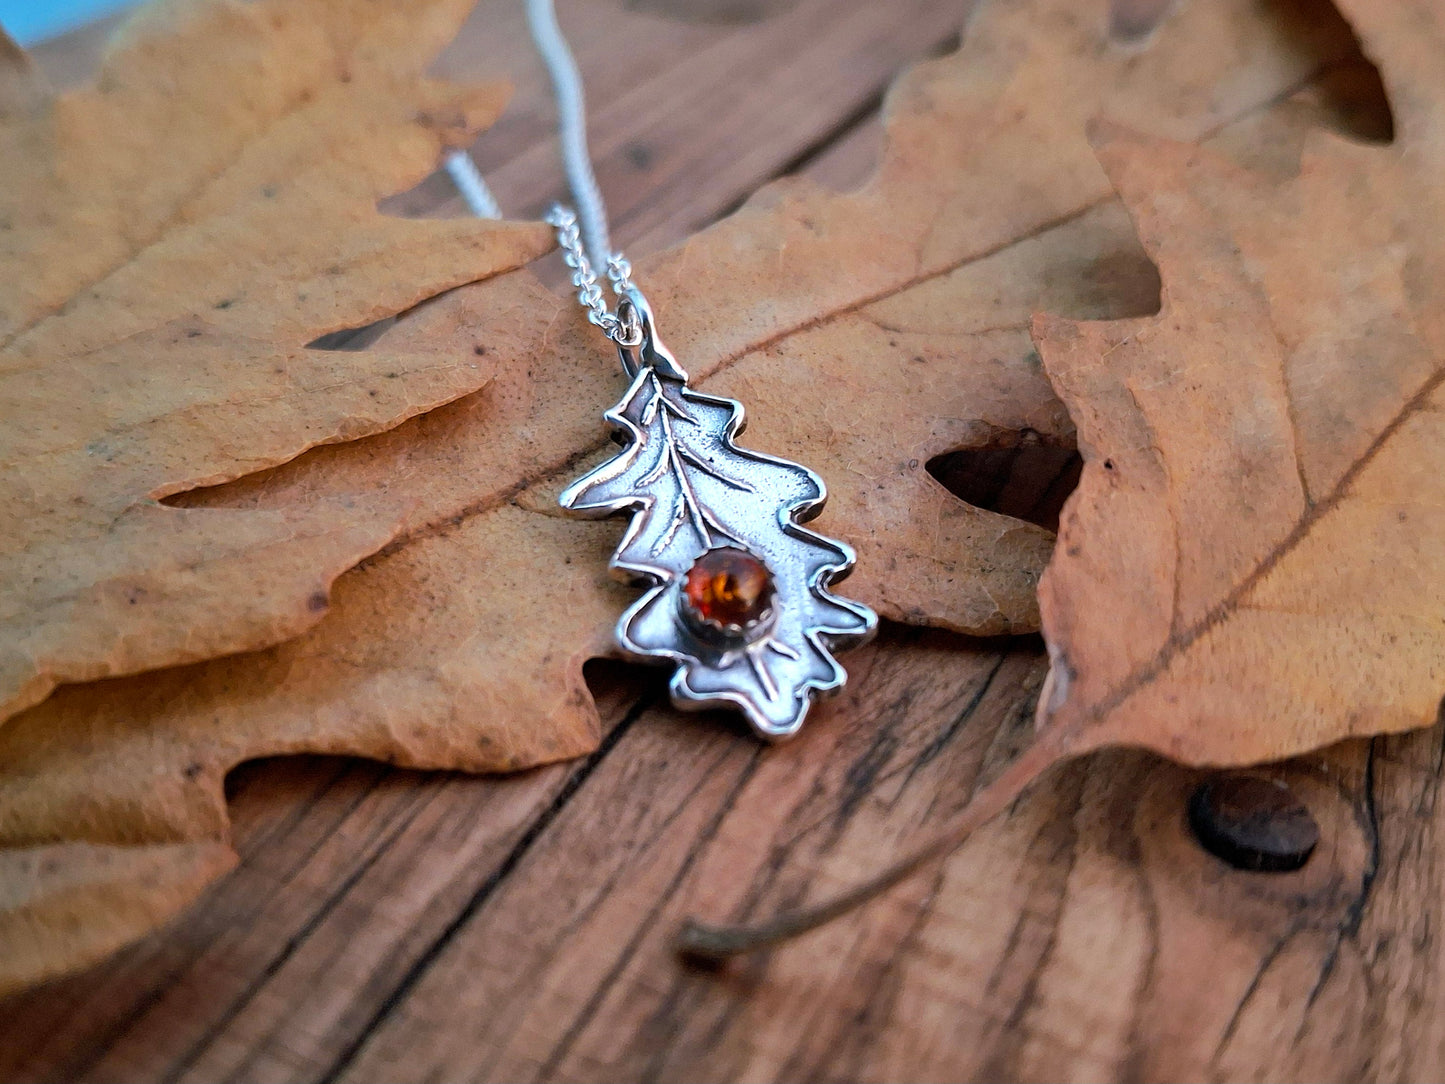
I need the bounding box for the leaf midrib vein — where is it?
[1076,359,1445,734]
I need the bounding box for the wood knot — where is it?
[1187,774,1319,872]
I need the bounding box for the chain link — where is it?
[525,0,650,354]
[545,205,641,347]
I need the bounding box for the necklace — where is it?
[525,0,876,739]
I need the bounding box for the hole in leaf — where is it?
[1108,0,1394,145]
[927,438,1081,533]
[1068,246,1163,322]
[1264,0,1396,145]
[1307,53,1395,145]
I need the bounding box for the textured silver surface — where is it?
[561,318,876,739]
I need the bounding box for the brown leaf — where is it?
[0,841,234,993]
[0,26,44,116]
[0,0,1367,991]
[0,0,552,726]
[1033,1,1445,765]
[680,0,1444,958]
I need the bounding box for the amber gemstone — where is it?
[682,547,775,633]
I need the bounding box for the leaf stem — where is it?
[675,735,1066,960]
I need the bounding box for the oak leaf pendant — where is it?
[559,294,875,739]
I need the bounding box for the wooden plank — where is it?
[331,633,1045,1083]
[0,3,965,1081]
[1,3,1439,1083]
[382,0,971,257]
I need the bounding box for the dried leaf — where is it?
[0,0,1366,991]
[1032,0,1445,766]
[0,0,551,726]
[681,0,1444,958]
[0,27,44,116]
[0,841,234,993]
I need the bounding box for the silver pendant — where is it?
[561,290,876,739]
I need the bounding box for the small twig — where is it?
[675,735,1065,960]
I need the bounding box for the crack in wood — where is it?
[316,690,655,1083]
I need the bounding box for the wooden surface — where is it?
[3,1,1442,1081]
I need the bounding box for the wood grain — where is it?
[2,1,1439,1082]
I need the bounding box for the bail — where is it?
[615,286,688,382]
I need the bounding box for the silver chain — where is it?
[545,205,640,346]
[525,0,641,348]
